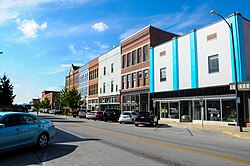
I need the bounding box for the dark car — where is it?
[103,109,120,122]
[94,111,104,121]
[134,111,158,127]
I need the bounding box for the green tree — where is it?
[43,97,50,109]
[65,89,81,110]
[0,74,15,105]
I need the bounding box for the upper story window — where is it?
[132,72,136,88]
[127,53,131,67]
[143,45,149,61]
[103,66,106,76]
[111,63,114,73]
[111,81,114,92]
[127,74,131,89]
[103,82,106,93]
[137,48,142,63]
[132,50,136,65]
[207,33,217,42]
[122,76,126,89]
[160,67,166,82]
[144,69,149,86]
[138,71,142,87]
[122,55,126,68]
[208,54,219,73]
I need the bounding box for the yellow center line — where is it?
[70,123,250,164]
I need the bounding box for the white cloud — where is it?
[41,22,47,30]
[94,41,109,49]
[92,22,108,32]
[17,19,47,38]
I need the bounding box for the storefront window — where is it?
[206,100,220,121]
[193,100,202,120]
[161,102,168,118]
[222,99,236,122]
[169,102,179,119]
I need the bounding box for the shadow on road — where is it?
[37,115,86,123]
[0,128,100,166]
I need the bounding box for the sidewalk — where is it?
[159,120,250,140]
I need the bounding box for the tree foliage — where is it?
[57,88,81,111]
[0,74,15,105]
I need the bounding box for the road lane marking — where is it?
[69,123,250,164]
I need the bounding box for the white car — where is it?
[49,109,56,114]
[119,111,137,124]
[86,111,96,119]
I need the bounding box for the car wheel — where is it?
[155,122,158,126]
[119,121,122,124]
[94,119,96,121]
[37,133,48,149]
[104,119,107,122]
[135,124,139,127]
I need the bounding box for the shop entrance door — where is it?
[180,101,192,122]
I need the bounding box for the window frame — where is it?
[208,54,219,73]
[160,67,166,82]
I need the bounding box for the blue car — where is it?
[0,112,56,153]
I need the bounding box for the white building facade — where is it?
[98,46,121,110]
[150,13,250,126]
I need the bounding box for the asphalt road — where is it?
[1,113,250,166]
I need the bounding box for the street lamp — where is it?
[211,10,242,132]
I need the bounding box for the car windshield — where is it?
[122,112,130,115]
[96,112,103,114]
[131,112,137,115]
[138,112,150,116]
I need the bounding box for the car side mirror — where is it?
[0,124,5,128]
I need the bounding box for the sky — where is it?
[0,0,250,104]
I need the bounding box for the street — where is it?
[1,114,250,166]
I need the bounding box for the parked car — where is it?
[134,111,158,127]
[42,109,49,113]
[78,110,86,118]
[55,109,62,115]
[49,109,56,114]
[0,112,56,153]
[72,110,79,118]
[86,111,96,119]
[103,109,120,122]
[119,111,137,124]
[94,111,104,121]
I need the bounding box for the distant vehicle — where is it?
[78,110,86,118]
[86,111,96,119]
[103,109,120,122]
[0,105,28,113]
[42,109,49,113]
[0,112,56,153]
[119,111,137,124]
[134,111,158,127]
[55,109,62,115]
[94,111,103,121]
[49,109,56,114]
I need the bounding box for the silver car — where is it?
[0,112,56,153]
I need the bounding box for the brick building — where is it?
[66,64,81,90]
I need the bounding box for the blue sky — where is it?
[0,0,249,104]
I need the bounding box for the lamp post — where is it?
[211,10,242,132]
